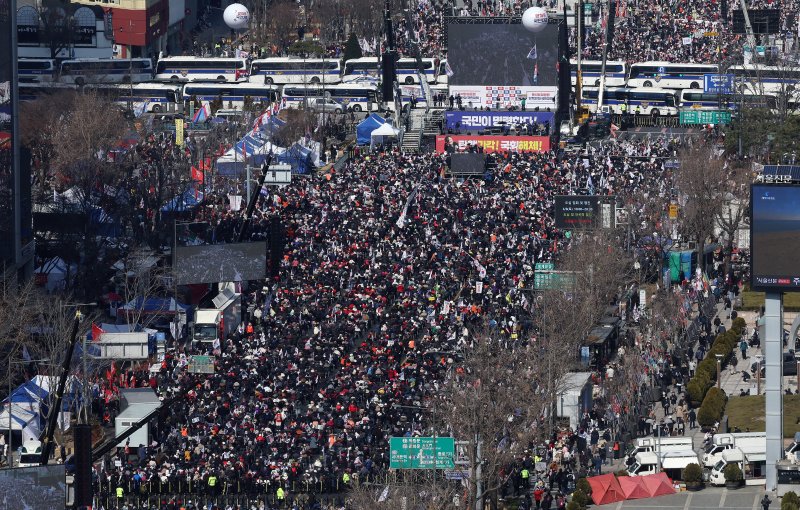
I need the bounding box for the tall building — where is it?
[0,0,34,283]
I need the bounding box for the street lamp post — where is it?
[795,351,800,394]
[715,353,724,389]
[755,354,763,395]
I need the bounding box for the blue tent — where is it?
[356,113,386,146]
[278,143,315,174]
[161,186,204,212]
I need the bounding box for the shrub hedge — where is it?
[685,317,745,407]
[698,386,728,427]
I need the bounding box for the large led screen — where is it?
[447,22,558,87]
[0,465,66,509]
[174,241,267,285]
[751,184,800,290]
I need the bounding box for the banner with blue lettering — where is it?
[445,111,555,131]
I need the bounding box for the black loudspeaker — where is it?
[381,50,397,101]
[74,424,92,509]
[269,217,285,279]
[606,1,616,55]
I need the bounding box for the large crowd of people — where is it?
[87,136,703,509]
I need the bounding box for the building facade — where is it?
[0,0,34,283]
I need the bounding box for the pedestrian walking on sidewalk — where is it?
[688,408,697,429]
[740,338,748,360]
[761,494,771,510]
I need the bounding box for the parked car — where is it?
[750,350,798,376]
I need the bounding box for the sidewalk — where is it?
[607,299,760,474]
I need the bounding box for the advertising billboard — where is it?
[436,135,550,154]
[444,111,554,131]
[751,184,800,290]
[174,241,267,285]
[448,85,557,108]
[554,196,616,229]
[447,23,558,87]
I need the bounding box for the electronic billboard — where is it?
[447,23,558,87]
[174,241,268,285]
[751,184,800,290]
[0,465,66,510]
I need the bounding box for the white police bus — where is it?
[628,62,718,89]
[282,83,377,112]
[581,87,678,116]
[570,60,628,87]
[728,64,800,95]
[678,90,777,112]
[18,58,58,83]
[249,58,342,85]
[396,57,437,84]
[58,58,154,85]
[182,83,280,110]
[155,57,249,83]
[343,57,380,81]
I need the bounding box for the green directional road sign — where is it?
[679,110,731,125]
[390,437,455,469]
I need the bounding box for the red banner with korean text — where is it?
[435,135,550,154]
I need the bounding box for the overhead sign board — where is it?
[679,110,731,125]
[390,437,455,469]
[703,74,734,94]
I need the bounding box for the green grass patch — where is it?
[740,291,800,312]
[725,394,800,437]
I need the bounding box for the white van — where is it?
[625,436,694,464]
[18,440,42,467]
[629,449,699,479]
[709,447,767,486]
[702,432,766,468]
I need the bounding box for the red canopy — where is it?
[587,473,625,506]
[641,472,675,497]
[618,475,651,500]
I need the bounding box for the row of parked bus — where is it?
[579,86,796,117]
[571,60,800,94]
[17,56,445,87]
[18,80,445,115]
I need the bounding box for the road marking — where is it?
[752,492,760,510]
[683,492,693,510]
[615,501,624,510]
[719,488,727,508]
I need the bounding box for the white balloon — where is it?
[521,6,549,33]
[223,3,250,30]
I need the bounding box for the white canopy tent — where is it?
[370,122,400,150]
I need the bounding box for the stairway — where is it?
[423,109,444,137]
[401,109,426,153]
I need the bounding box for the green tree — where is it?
[343,32,363,62]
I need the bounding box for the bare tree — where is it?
[673,147,728,268]
[440,327,572,510]
[116,250,170,329]
[714,162,752,276]
[346,473,461,510]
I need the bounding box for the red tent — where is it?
[618,475,651,500]
[641,472,675,497]
[587,474,625,505]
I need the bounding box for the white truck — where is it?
[17,440,42,467]
[625,436,694,465]
[192,288,241,347]
[786,432,800,463]
[709,446,767,486]
[628,449,700,480]
[702,432,766,468]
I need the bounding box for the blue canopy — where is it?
[278,143,315,174]
[356,113,386,146]
[161,186,204,212]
